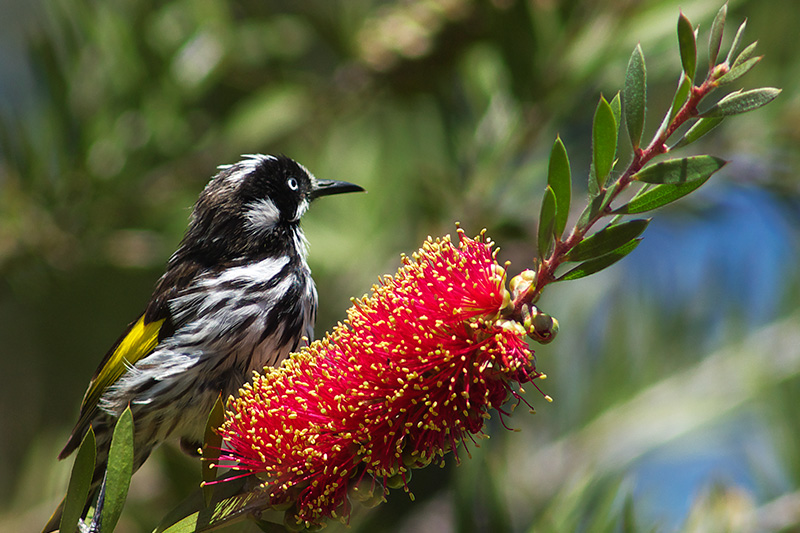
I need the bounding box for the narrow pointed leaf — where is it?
[610,92,622,132]
[717,56,762,85]
[654,74,689,141]
[670,74,692,122]
[588,162,600,197]
[732,41,758,68]
[672,116,724,149]
[577,190,603,230]
[699,87,781,117]
[592,96,617,188]
[709,3,727,67]
[566,219,650,262]
[547,137,571,237]
[158,494,266,533]
[557,239,642,281]
[633,155,726,184]
[60,428,97,533]
[677,13,697,80]
[202,394,226,506]
[624,44,646,149]
[717,40,760,85]
[576,185,617,231]
[613,176,711,214]
[538,186,557,258]
[155,476,283,533]
[100,406,134,533]
[725,19,747,64]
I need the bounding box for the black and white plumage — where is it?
[44,154,364,532]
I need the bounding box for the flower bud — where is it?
[523,305,559,344]
[491,263,507,284]
[509,270,536,300]
[495,318,527,337]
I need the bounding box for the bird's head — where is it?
[181,154,364,263]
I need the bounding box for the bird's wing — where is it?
[59,314,166,459]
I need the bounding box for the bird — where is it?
[43,154,364,532]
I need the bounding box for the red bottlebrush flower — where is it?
[217,230,545,528]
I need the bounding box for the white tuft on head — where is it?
[220,154,277,184]
[244,197,281,234]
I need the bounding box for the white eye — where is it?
[287,177,299,191]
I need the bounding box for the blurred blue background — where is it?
[1,0,798,531]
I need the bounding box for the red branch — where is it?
[513,70,726,314]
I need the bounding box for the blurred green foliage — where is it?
[1,0,799,531]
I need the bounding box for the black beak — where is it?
[310,179,365,199]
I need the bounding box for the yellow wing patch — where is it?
[60,315,166,460]
[81,316,165,416]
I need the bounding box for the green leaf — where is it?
[633,155,726,184]
[557,239,642,282]
[576,183,618,231]
[671,116,724,149]
[613,177,712,214]
[670,75,692,124]
[547,137,571,237]
[592,96,617,188]
[61,428,96,533]
[100,406,134,533]
[699,87,781,117]
[624,44,646,149]
[677,12,697,80]
[716,56,762,86]
[538,186,557,258]
[566,219,650,262]
[653,74,690,142]
[708,3,727,67]
[610,92,622,132]
[717,41,760,85]
[732,41,758,69]
[725,19,747,65]
[577,190,603,230]
[588,162,600,197]
[155,476,283,533]
[202,394,226,507]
